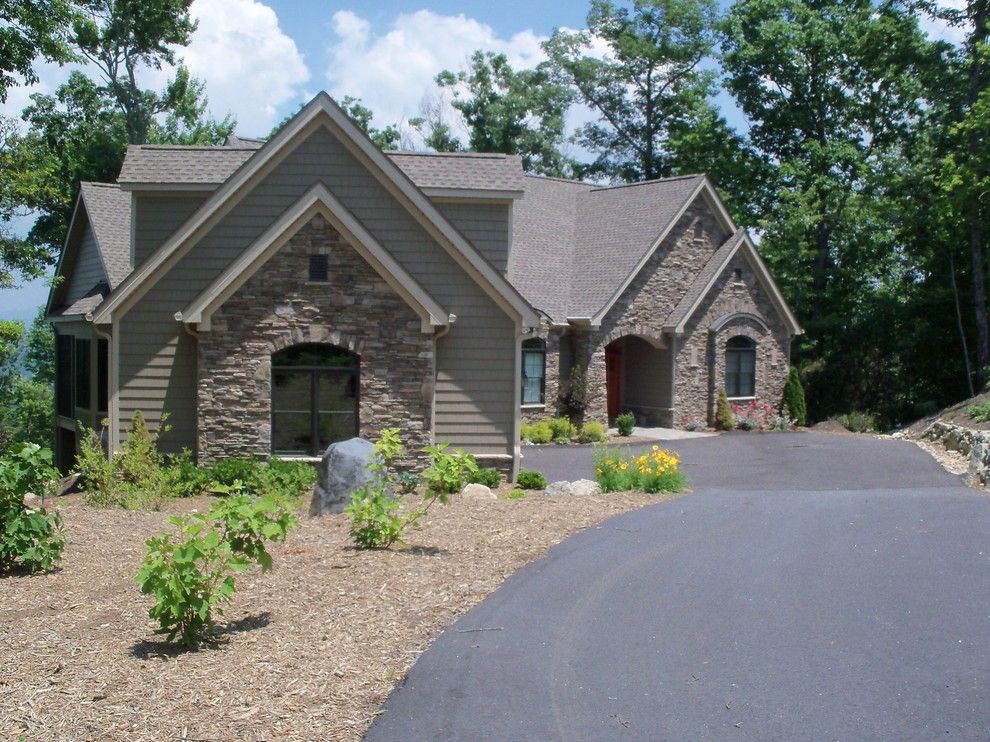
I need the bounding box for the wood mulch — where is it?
[1,488,671,741]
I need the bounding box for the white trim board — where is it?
[177,183,449,334]
[91,92,539,328]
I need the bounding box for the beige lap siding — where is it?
[674,254,790,427]
[196,216,433,465]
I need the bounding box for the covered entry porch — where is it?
[604,334,675,427]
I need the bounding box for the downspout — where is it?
[430,314,457,444]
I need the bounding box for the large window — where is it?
[56,335,73,417]
[725,336,756,398]
[75,339,91,409]
[271,344,359,456]
[521,338,546,405]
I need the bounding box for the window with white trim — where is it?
[521,338,546,405]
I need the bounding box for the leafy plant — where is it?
[780,366,807,426]
[422,443,479,495]
[396,471,419,494]
[578,420,607,443]
[521,421,553,444]
[135,492,297,646]
[594,445,686,494]
[968,400,990,423]
[210,457,260,489]
[346,429,453,550]
[548,417,577,441]
[516,469,547,490]
[502,489,526,500]
[715,389,734,431]
[615,412,636,437]
[557,365,588,421]
[832,411,877,433]
[0,443,64,574]
[553,435,571,445]
[468,467,502,488]
[161,449,212,499]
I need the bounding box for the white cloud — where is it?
[181,0,309,136]
[917,0,967,44]
[325,9,548,135]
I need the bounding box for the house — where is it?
[46,92,802,477]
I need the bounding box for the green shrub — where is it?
[552,435,570,445]
[578,420,607,443]
[210,457,260,489]
[136,491,297,646]
[615,412,636,437]
[832,411,877,433]
[594,445,686,494]
[346,430,452,550]
[422,443,479,495]
[468,467,502,488]
[250,458,315,501]
[0,443,64,574]
[396,471,419,494]
[715,389,734,431]
[557,365,588,421]
[516,469,547,490]
[161,450,213,499]
[521,421,553,444]
[502,489,526,500]
[780,366,807,426]
[548,417,577,441]
[968,401,990,423]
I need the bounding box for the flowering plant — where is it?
[594,445,686,494]
[731,401,793,431]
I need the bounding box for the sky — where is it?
[0,0,967,324]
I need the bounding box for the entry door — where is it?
[605,346,622,420]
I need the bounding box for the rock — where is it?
[569,479,602,496]
[545,481,573,497]
[22,493,39,508]
[310,437,376,516]
[461,483,496,500]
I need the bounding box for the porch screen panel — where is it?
[56,335,73,417]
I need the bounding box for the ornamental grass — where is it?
[594,445,687,494]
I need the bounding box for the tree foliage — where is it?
[0,0,75,102]
[435,51,576,176]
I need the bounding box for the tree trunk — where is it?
[949,250,976,396]
[967,1,989,389]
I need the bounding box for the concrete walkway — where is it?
[367,433,990,741]
[608,425,716,440]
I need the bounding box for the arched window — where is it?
[521,337,546,405]
[272,343,359,456]
[725,336,756,398]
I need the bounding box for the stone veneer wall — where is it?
[576,201,731,426]
[521,325,563,424]
[197,215,434,465]
[673,253,790,427]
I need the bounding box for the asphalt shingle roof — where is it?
[79,182,132,288]
[510,174,706,322]
[118,143,526,192]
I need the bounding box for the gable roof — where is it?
[664,229,802,336]
[509,174,736,324]
[178,183,449,333]
[118,141,525,194]
[47,182,132,318]
[92,92,539,327]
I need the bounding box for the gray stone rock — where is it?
[545,481,574,497]
[569,479,603,496]
[310,437,376,516]
[461,483,496,500]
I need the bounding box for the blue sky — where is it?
[0,0,962,323]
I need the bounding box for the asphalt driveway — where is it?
[366,433,990,741]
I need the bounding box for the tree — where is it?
[435,51,575,176]
[720,0,945,421]
[409,93,463,153]
[23,308,54,385]
[0,0,75,102]
[339,96,402,151]
[71,0,199,144]
[545,0,719,180]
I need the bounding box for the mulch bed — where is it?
[1,488,670,741]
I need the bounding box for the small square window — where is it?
[309,254,328,282]
[733,268,744,282]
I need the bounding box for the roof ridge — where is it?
[131,144,251,151]
[588,173,704,193]
[387,150,510,159]
[81,181,121,189]
[523,173,594,187]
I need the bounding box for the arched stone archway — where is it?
[603,334,674,426]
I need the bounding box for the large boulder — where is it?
[310,437,376,516]
[545,481,573,497]
[461,483,496,501]
[570,479,603,496]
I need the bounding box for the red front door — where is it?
[606,346,622,421]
